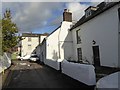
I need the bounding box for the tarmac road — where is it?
[2,60,95,89]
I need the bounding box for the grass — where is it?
[11,52,18,60]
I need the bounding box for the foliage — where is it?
[0,19,2,55]
[2,9,19,52]
[11,52,18,60]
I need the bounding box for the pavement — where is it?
[2,60,95,89]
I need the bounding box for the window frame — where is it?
[77,48,82,62]
[28,37,32,42]
[85,9,91,17]
[118,8,120,21]
[76,29,81,44]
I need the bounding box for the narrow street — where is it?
[2,60,94,89]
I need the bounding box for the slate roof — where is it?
[70,2,120,31]
[22,33,49,37]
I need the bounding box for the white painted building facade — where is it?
[46,21,73,61]
[70,2,120,68]
[43,9,74,70]
[21,33,48,57]
[39,39,46,63]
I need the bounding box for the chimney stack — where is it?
[63,9,72,22]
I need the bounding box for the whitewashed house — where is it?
[39,39,46,63]
[34,38,47,63]
[44,9,74,70]
[20,33,48,57]
[70,2,120,68]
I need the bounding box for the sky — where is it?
[2,0,104,34]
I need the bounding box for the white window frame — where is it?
[76,29,81,44]
[77,48,82,62]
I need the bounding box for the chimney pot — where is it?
[64,9,67,12]
[64,9,69,12]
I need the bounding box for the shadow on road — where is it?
[2,60,95,89]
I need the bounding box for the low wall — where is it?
[0,53,11,73]
[44,59,60,70]
[96,71,119,89]
[61,60,96,85]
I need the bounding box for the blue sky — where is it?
[2,1,101,34]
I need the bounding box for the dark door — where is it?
[92,46,100,66]
[118,8,120,21]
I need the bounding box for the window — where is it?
[76,29,81,44]
[85,9,91,18]
[28,44,31,50]
[86,11,91,17]
[28,37,31,42]
[77,48,82,62]
[118,8,120,21]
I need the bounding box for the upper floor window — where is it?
[85,10,91,18]
[76,29,81,44]
[28,37,31,42]
[85,6,97,18]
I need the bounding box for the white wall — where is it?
[46,21,73,61]
[118,5,120,68]
[61,60,96,85]
[45,21,73,70]
[21,37,39,56]
[44,59,60,70]
[72,5,119,67]
[21,35,47,57]
[0,53,11,73]
[96,71,120,88]
[46,28,60,61]
[72,29,82,62]
[59,22,73,60]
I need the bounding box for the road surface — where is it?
[2,60,95,89]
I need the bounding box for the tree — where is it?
[2,9,19,52]
[0,19,2,55]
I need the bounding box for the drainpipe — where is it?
[39,35,41,60]
[58,24,62,59]
[39,35,41,45]
[58,25,62,72]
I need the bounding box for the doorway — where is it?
[92,46,100,66]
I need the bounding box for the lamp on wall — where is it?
[92,40,96,45]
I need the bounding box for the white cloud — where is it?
[90,0,104,6]
[66,2,89,21]
[2,2,64,33]
[65,0,105,22]
[2,1,104,33]
[2,0,106,2]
